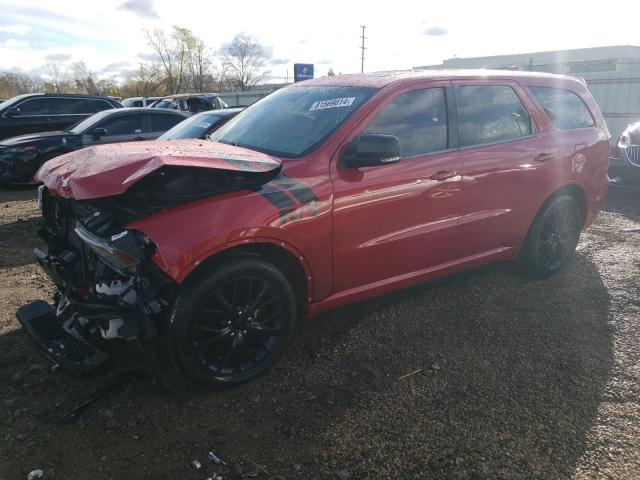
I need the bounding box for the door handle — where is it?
[534,152,554,162]
[134,137,146,141]
[430,170,458,181]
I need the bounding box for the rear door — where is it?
[453,81,550,258]
[331,82,462,291]
[48,98,92,131]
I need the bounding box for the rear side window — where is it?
[100,115,144,135]
[529,87,594,130]
[456,85,534,147]
[50,98,87,114]
[363,88,448,157]
[83,99,113,113]
[150,114,183,131]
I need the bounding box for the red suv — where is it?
[19,70,610,386]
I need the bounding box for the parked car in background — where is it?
[0,93,122,140]
[611,121,640,181]
[121,97,162,108]
[0,108,188,183]
[157,108,243,140]
[21,70,609,387]
[150,93,228,113]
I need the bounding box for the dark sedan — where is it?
[0,93,122,140]
[0,108,189,184]
[157,108,243,140]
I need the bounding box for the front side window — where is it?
[16,98,52,115]
[529,86,594,130]
[456,85,534,147]
[211,86,377,157]
[363,88,448,158]
[100,115,144,136]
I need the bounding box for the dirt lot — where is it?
[1,185,639,480]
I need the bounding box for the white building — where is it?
[416,46,640,140]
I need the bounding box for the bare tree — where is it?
[120,62,163,97]
[184,33,213,92]
[43,62,72,93]
[71,61,98,94]
[0,71,43,98]
[327,68,336,76]
[145,26,199,94]
[223,35,270,91]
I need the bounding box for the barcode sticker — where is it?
[309,97,356,111]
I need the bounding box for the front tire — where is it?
[521,195,582,278]
[168,256,297,387]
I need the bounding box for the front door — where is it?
[82,114,147,147]
[331,83,462,292]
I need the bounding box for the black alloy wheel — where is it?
[169,256,297,387]
[522,195,582,277]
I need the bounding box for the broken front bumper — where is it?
[16,300,109,376]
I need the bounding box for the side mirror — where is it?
[92,127,107,140]
[341,134,401,168]
[4,107,19,117]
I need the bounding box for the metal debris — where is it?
[622,227,640,233]
[208,450,226,465]
[27,469,43,480]
[191,459,202,470]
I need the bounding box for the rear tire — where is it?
[521,195,582,278]
[168,256,297,388]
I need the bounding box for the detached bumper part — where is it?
[15,300,108,376]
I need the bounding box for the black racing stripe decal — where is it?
[271,175,318,204]
[258,184,297,216]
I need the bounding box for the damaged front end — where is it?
[17,186,171,375]
[17,140,283,376]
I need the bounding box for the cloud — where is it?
[101,61,131,72]
[44,53,71,62]
[2,38,29,48]
[270,58,289,66]
[0,24,31,36]
[118,0,159,19]
[137,51,160,61]
[424,26,448,36]
[317,59,333,65]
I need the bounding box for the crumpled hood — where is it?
[35,139,282,200]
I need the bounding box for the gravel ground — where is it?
[0,185,639,480]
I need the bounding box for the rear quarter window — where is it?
[529,86,594,130]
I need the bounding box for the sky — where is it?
[1,0,640,85]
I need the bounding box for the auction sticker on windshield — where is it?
[309,97,356,111]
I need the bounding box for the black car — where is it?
[0,108,189,184]
[157,108,243,140]
[0,93,122,140]
[150,94,228,113]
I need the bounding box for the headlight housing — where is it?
[618,129,631,149]
[74,224,153,276]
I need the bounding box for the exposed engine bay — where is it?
[17,166,279,374]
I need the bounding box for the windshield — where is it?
[68,110,113,134]
[210,86,377,157]
[158,111,238,140]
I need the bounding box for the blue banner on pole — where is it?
[294,64,314,82]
